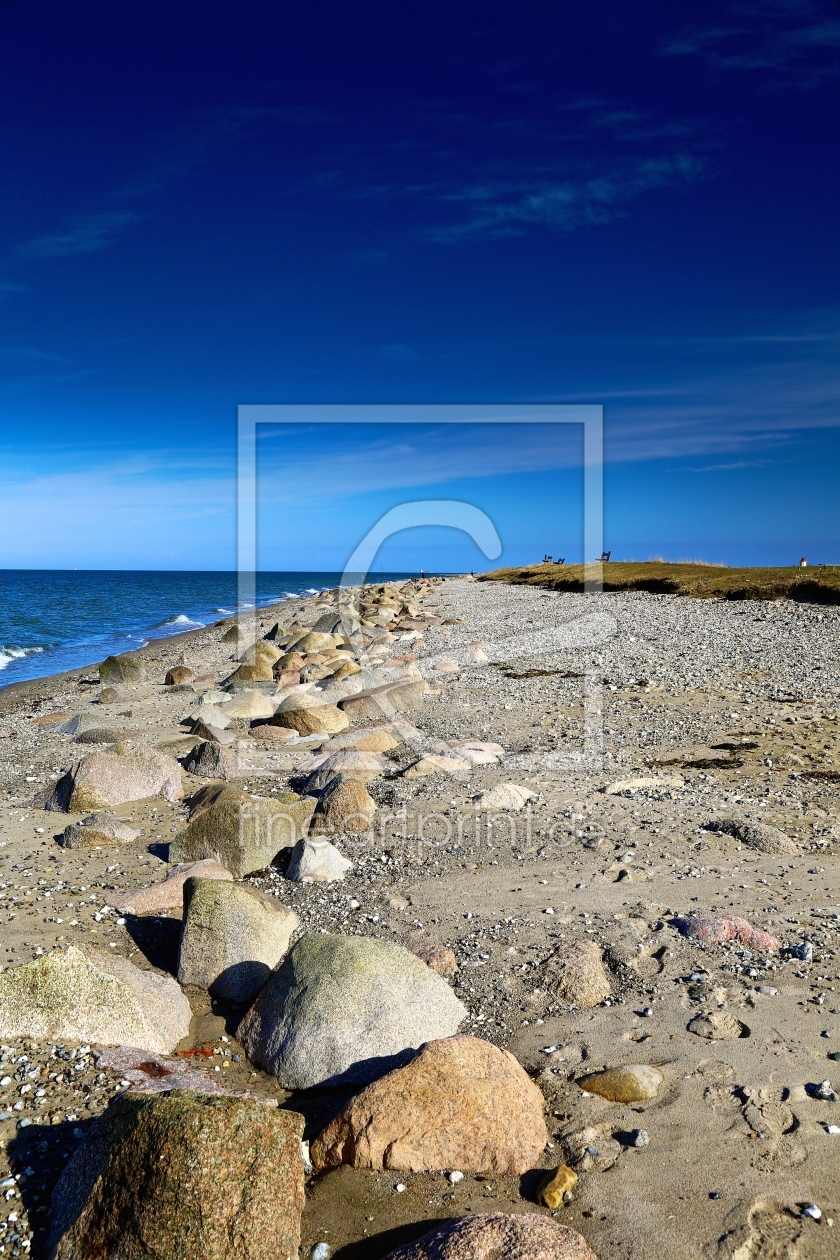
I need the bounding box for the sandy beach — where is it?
[0,576,838,1259]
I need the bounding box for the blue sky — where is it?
[1,1,838,570]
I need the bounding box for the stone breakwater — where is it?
[0,577,837,1258]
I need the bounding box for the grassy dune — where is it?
[479,560,840,604]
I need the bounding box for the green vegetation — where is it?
[479,560,840,604]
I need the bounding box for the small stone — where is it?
[272,693,349,736]
[576,1064,663,1103]
[631,1129,649,1147]
[165,666,195,686]
[411,944,458,976]
[184,739,239,780]
[473,782,536,811]
[671,914,779,951]
[802,1204,822,1221]
[169,786,316,877]
[536,1164,578,1209]
[47,745,184,812]
[99,653,147,684]
[285,836,352,883]
[605,775,683,795]
[221,690,276,721]
[0,946,191,1054]
[790,941,814,963]
[448,1170,464,1184]
[540,940,611,1009]
[403,753,471,778]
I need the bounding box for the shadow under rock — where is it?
[6,1116,98,1258]
[518,1165,550,1202]
[333,1218,450,1260]
[123,914,181,975]
[278,1084,359,1141]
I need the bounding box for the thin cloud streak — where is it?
[15,213,140,260]
[661,2,840,84]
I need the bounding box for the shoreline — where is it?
[0,571,429,695]
[0,576,837,1259]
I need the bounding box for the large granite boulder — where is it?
[169,786,316,877]
[177,878,299,1002]
[48,1091,305,1260]
[708,817,798,855]
[310,774,376,834]
[184,739,239,780]
[338,678,427,720]
[47,746,183,813]
[61,811,140,850]
[226,657,274,684]
[271,693,349,736]
[237,933,466,1089]
[0,946,191,1053]
[103,859,233,916]
[296,749,384,794]
[311,1034,548,1174]
[382,1214,597,1260]
[220,690,276,722]
[99,652,147,684]
[165,665,195,686]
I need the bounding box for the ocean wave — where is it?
[0,645,45,670]
[164,614,206,628]
[214,607,235,614]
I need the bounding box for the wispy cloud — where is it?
[0,345,72,364]
[377,343,420,361]
[661,1,840,84]
[15,212,140,260]
[8,105,337,270]
[322,95,717,243]
[432,152,711,241]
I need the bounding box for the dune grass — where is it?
[479,561,840,604]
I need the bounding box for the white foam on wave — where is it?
[214,607,234,614]
[0,645,45,670]
[165,614,205,628]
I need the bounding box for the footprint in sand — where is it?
[632,943,666,979]
[719,1198,802,1259]
[689,1011,751,1040]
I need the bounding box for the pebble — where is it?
[802,1204,822,1221]
[536,1163,577,1209]
[448,1170,464,1184]
[631,1129,649,1148]
[576,1064,663,1103]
